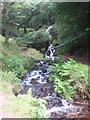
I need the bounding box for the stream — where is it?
[19,26,89,118]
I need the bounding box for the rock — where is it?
[52,99,57,106]
[48,92,52,96]
[52,112,56,115]
[12,84,23,97]
[55,114,60,119]
[41,86,48,92]
[31,79,37,84]
[42,69,47,73]
[47,79,49,83]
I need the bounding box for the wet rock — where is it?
[47,79,49,83]
[55,114,60,119]
[48,92,52,96]
[43,93,47,97]
[19,85,29,94]
[52,99,57,106]
[42,69,47,73]
[31,79,37,84]
[52,112,56,115]
[41,86,48,92]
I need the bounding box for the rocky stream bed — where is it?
[19,60,89,119]
[19,26,89,119]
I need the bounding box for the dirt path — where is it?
[63,54,88,64]
[0,92,15,119]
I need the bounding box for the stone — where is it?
[41,86,48,92]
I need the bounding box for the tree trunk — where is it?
[5,2,9,43]
[24,26,27,34]
[0,2,6,15]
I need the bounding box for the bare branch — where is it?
[0,1,6,15]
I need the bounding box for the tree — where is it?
[53,2,89,55]
[5,1,9,43]
[0,1,15,43]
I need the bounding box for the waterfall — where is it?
[19,26,84,118]
[44,44,55,60]
[45,26,55,60]
[45,26,53,38]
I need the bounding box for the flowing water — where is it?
[20,59,87,118]
[19,26,89,118]
[45,26,53,38]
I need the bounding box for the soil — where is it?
[63,54,89,65]
[0,92,15,119]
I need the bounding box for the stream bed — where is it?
[19,59,89,118]
[19,26,89,118]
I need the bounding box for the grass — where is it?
[0,80,12,94]
[1,34,23,59]
[0,80,47,118]
[0,34,47,118]
[0,34,43,60]
[0,34,44,74]
[23,48,44,60]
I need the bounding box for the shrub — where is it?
[26,90,47,118]
[18,29,50,51]
[2,71,21,84]
[48,58,89,100]
[5,57,24,77]
[23,57,37,71]
[11,90,48,118]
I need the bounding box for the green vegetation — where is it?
[49,59,89,100]
[8,90,47,118]
[0,34,47,118]
[5,57,24,77]
[19,29,50,52]
[0,1,89,118]
[2,71,21,84]
[1,34,43,74]
[53,2,88,55]
[0,80,47,118]
[1,2,89,55]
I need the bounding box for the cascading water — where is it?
[20,26,86,118]
[45,26,52,38]
[44,44,55,61]
[45,26,55,61]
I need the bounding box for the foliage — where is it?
[19,29,50,52]
[23,57,36,71]
[0,80,48,118]
[48,58,89,100]
[1,2,89,55]
[1,34,44,80]
[1,2,54,38]
[8,89,48,118]
[5,57,24,77]
[26,90,47,118]
[2,71,21,84]
[54,3,89,55]
[1,35,22,58]
[29,3,54,30]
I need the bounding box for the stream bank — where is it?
[18,26,89,119]
[19,58,89,118]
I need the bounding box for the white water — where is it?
[45,26,53,38]
[44,44,55,60]
[21,60,50,86]
[21,69,48,86]
[45,26,55,60]
[45,96,82,115]
[20,26,83,118]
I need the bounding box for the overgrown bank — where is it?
[48,58,89,100]
[0,34,47,118]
